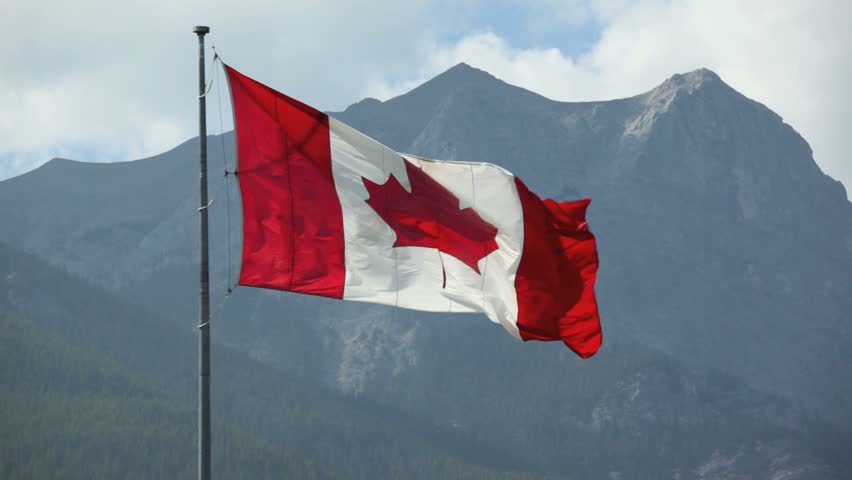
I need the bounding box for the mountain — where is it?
[334,64,852,415]
[1,64,850,478]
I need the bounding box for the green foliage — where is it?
[0,307,325,479]
[0,244,568,479]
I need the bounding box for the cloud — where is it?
[1,0,850,197]
[373,0,852,196]
[0,0,452,178]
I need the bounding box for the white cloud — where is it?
[374,0,852,196]
[1,0,850,197]
[0,0,450,177]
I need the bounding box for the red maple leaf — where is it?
[363,159,499,274]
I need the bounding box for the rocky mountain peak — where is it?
[661,67,722,91]
[439,62,495,80]
[342,97,382,113]
[638,67,735,110]
[406,62,535,103]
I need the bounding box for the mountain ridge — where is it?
[3,64,850,415]
[2,63,851,479]
[10,64,846,201]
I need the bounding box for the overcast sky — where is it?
[1,0,849,197]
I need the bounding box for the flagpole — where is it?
[193,24,212,480]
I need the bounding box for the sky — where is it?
[1,0,850,197]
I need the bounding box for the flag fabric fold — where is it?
[224,63,602,358]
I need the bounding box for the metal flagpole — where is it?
[193,24,212,480]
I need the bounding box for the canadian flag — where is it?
[224,64,602,358]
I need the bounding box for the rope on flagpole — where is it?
[208,282,239,323]
[189,43,236,325]
[197,198,214,211]
[198,74,214,99]
[213,48,234,292]
[197,46,222,99]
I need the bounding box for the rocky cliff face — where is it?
[1,64,850,479]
